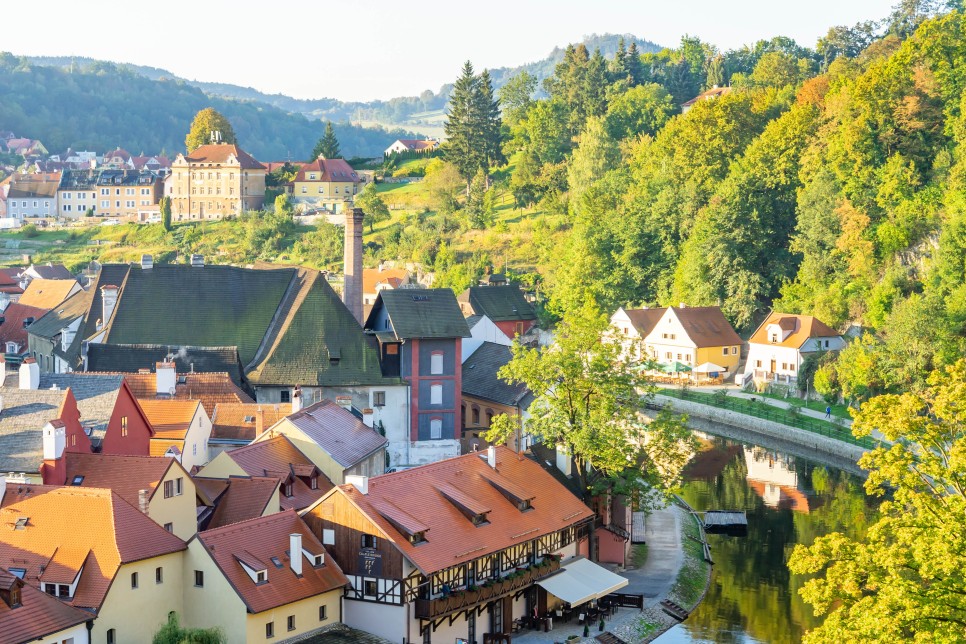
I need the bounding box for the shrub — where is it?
[20,223,39,238]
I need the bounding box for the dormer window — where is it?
[284,483,294,498]
[310,476,318,490]
[8,568,25,580]
[71,475,84,486]
[518,500,532,512]
[256,570,267,584]
[311,553,324,567]
[471,513,490,527]
[409,531,427,545]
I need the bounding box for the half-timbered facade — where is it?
[302,446,602,643]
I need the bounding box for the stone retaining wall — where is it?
[651,394,868,476]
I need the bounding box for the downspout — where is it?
[86,618,94,644]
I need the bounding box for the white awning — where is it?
[536,557,628,606]
[693,362,726,373]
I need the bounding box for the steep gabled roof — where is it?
[366,288,470,340]
[117,371,253,414]
[25,264,73,281]
[18,279,77,309]
[194,510,347,614]
[0,389,69,473]
[224,435,333,511]
[0,486,185,612]
[182,144,264,170]
[458,286,536,323]
[35,374,131,441]
[279,400,387,469]
[461,342,531,408]
[748,312,840,349]
[64,453,181,507]
[137,399,201,441]
[197,476,280,529]
[25,285,92,341]
[0,567,92,644]
[617,308,663,337]
[294,158,360,184]
[310,446,593,575]
[86,344,245,385]
[211,403,291,442]
[362,268,409,295]
[670,306,742,348]
[0,302,50,349]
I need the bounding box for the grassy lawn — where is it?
[669,511,710,609]
[756,391,854,419]
[631,543,649,568]
[659,388,875,448]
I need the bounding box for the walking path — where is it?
[512,503,696,644]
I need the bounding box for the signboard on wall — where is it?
[359,548,382,576]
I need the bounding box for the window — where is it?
[362,534,377,549]
[373,391,386,407]
[790,363,796,372]
[319,605,328,621]
[58,584,69,598]
[665,352,672,360]
[430,384,442,405]
[164,522,173,533]
[287,615,295,631]
[364,580,377,597]
[310,476,318,490]
[472,407,480,424]
[284,482,293,497]
[156,567,163,584]
[121,416,128,436]
[430,351,444,375]
[266,621,274,638]
[164,478,183,498]
[771,334,778,343]
[280,390,291,403]
[732,346,738,355]
[301,186,307,193]
[676,354,682,361]
[756,360,762,368]
[131,572,138,589]
[722,347,729,356]
[192,443,197,456]
[430,418,442,439]
[824,339,830,348]
[9,568,25,579]
[107,629,116,644]
[256,570,267,584]
[194,570,204,587]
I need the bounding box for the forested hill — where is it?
[25,34,661,124]
[0,53,418,159]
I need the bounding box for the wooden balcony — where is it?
[414,558,561,619]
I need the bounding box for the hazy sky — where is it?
[5,0,896,102]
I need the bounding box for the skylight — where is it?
[270,557,283,569]
[14,517,28,530]
[71,475,84,486]
[9,568,25,579]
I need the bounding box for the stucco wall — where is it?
[93,551,185,643]
[183,539,248,643]
[344,599,406,643]
[149,467,199,540]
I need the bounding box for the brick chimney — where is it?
[343,207,364,324]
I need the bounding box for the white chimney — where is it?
[0,356,6,386]
[290,533,303,576]
[19,358,39,390]
[0,477,6,506]
[156,361,176,396]
[555,444,572,477]
[362,408,374,428]
[101,285,119,326]
[679,303,686,308]
[141,254,153,270]
[42,421,66,461]
[487,445,497,470]
[345,475,368,495]
[291,386,303,413]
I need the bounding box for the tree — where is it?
[185,108,236,153]
[475,70,505,175]
[355,183,390,232]
[603,83,675,140]
[153,612,224,644]
[498,71,537,127]
[485,304,695,504]
[789,360,966,643]
[159,196,172,231]
[274,193,293,216]
[444,61,484,185]
[312,121,341,159]
[422,159,465,215]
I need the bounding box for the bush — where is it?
[20,223,39,238]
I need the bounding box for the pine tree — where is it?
[312,122,341,159]
[444,61,484,185]
[626,42,644,86]
[475,69,505,178]
[609,37,629,83]
[160,196,172,231]
[706,55,725,88]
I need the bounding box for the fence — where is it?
[658,389,877,449]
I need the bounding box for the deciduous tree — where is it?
[355,183,390,232]
[185,108,236,153]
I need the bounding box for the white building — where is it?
[743,312,845,386]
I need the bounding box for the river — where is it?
[653,433,880,644]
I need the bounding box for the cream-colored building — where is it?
[139,398,213,472]
[65,453,202,540]
[290,157,361,213]
[167,143,266,220]
[183,510,346,643]
[641,305,743,373]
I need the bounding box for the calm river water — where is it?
[654,434,879,644]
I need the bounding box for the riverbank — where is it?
[650,393,870,469]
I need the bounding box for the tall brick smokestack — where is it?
[343,207,364,324]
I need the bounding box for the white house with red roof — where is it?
[384,139,439,156]
[743,312,845,386]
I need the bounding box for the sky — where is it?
[5,0,897,103]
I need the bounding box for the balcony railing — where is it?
[414,557,561,619]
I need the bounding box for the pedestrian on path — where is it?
[825,406,832,419]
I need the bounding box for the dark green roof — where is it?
[27,288,92,340]
[86,344,245,385]
[103,264,292,366]
[457,286,536,322]
[367,288,470,340]
[246,270,399,387]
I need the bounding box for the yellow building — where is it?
[642,305,743,373]
[0,485,187,643]
[167,143,266,220]
[183,510,346,643]
[65,452,203,540]
[290,157,361,213]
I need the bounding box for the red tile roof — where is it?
[618,308,663,337]
[0,568,91,644]
[116,371,252,417]
[315,446,593,575]
[194,510,347,614]
[0,485,185,612]
[748,312,840,349]
[668,306,742,348]
[224,435,333,511]
[64,452,182,507]
[18,279,77,309]
[183,144,264,170]
[211,402,291,442]
[362,268,409,296]
[197,476,280,529]
[682,86,732,107]
[0,302,49,349]
[137,399,201,441]
[294,158,360,184]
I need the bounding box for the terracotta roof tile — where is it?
[137,399,200,440]
[362,268,409,296]
[294,158,360,184]
[64,452,180,507]
[317,446,593,575]
[620,308,664,336]
[118,372,253,417]
[0,485,185,612]
[211,403,291,442]
[748,312,840,349]
[183,144,264,170]
[224,436,333,511]
[0,568,91,644]
[0,303,49,349]
[669,306,742,348]
[198,476,280,530]
[195,510,347,614]
[18,279,77,309]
